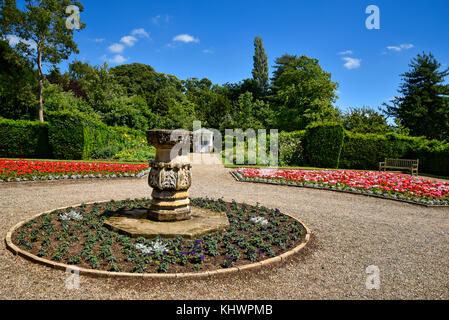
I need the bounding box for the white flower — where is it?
[135,240,168,255]
[59,210,83,221]
[250,216,269,226]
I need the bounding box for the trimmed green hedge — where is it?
[339,132,415,170]
[303,122,345,168]
[47,110,109,160]
[339,131,449,176]
[406,138,449,176]
[0,118,51,158]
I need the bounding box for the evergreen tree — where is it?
[384,52,449,140]
[251,36,269,91]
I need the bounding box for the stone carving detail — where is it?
[148,168,160,189]
[178,167,192,189]
[148,166,191,191]
[161,169,177,189]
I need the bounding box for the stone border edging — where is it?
[0,169,151,184]
[5,200,311,280]
[230,170,449,208]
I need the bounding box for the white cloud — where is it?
[338,50,353,55]
[90,38,105,43]
[152,14,170,25]
[386,43,414,52]
[342,57,361,70]
[131,28,150,38]
[173,34,199,43]
[202,49,214,54]
[120,35,138,46]
[108,43,125,53]
[5,34,36,50]
[109,55,127,64]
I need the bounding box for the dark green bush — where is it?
[339,130,449,176]
[405,138,449,176]
[340,132,389,169]
[47,110,109,160]
[0,117,51,158]
[303,122,345,168]
[279,130,306,166]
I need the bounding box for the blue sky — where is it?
[25,0,449,112]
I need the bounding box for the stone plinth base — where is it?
[148,189,191,221]
[103,207,230,239]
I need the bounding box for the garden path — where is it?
[0,160,447,299]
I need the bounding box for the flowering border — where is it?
[5,200,311,279]
[0,168,151,183]
[231,170,449,207]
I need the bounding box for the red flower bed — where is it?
[237,168,449,204]
[0,159,149,181]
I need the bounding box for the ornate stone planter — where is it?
[146,130,193,222]
[104,129,229,239]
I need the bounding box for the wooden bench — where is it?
[379,158,419,176]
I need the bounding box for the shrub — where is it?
[113,147,155,162]
[339,130,449,176]
[406,138,449,176]
[303,122,345,168]
[339,132,389,170]
[90,126,153,161]
[278,130,306,167]
[0,118,51,158]
[47,110,108,160]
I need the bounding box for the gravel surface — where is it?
[0,162,448,299]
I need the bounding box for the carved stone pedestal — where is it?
[146,130,193,222]
[104,129,230,239]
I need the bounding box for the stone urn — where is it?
[147,129,193,222]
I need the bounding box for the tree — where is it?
[252,36,269,91]
[272,54,339,131]
[231,92,273,130]
[342,107,391,134]
[0,39,37,119]
[271,53,297,86]
[0,0,85,122]
[384,52,449,140]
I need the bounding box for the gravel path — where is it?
[0,162,448,299]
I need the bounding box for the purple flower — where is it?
[195,240,202,244]
[258,250,263,254]
[200,255,205,261]
[182,251,188,255]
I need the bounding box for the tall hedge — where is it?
[339,131,449,176]
[47,110,109,160]
[406,138,449,176]
[0,118,51,158]
[339,132,416,170]
[303,122,345,168]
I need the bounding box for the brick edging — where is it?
[4,200,311,280]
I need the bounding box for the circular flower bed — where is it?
[11,198,307,274]
[234,168,449,206]
[0,159,150,182]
